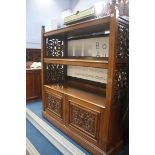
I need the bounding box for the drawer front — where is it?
[45,90,64,121]
[68,97,101,141]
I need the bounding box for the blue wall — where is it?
[26,0,70,48]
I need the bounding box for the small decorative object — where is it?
[72,46,75,56]
[64,7,96,25]
[81,43,84,56]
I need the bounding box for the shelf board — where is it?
[44,58,108,68]
[44,84,106,108]
[44,16,110,38]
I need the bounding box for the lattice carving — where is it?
[70,104,98,137]
[116,17,129,61]
[46,38,64,57]
[113,69,129,104]
[46,93,62,117]
[46,64,65,83]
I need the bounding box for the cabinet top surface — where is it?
[44,84,106,108]
[44,16,110,38]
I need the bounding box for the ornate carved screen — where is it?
[46,38,64,57]
[116,17,129,63]
[46,64,65,83]
[114,16,129,105]
[45,38,66,84]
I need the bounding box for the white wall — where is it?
[26,0,70,48]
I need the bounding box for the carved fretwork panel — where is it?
[46,38,64,57]
[116,17,129,62]
[69,102,99,139]
[46,93,63,118]
[113,69,129,105]
[46,64,65,83]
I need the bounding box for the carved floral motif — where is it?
[46,38,64,57]
[113,69,128,104]
[46,64,65,83]
[116,17,129,61]
[70,104,97,137]
[46,93,62,117]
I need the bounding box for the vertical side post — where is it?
[102,13,118,150]
[41,26,46,111]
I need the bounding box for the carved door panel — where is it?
[67,96,102,143]
[44,90,64,123]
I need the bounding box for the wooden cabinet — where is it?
[41,9,128,155]
[26,69,42,101]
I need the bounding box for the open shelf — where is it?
[44,58,108,68]
[44,84,106,108]
[44,16,110,38]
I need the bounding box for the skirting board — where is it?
[26,108,86,155]
[26,137,40,155]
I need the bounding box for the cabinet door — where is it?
[67,96,102,143]
[44,90,64,123]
